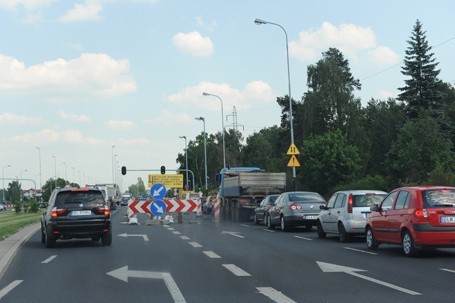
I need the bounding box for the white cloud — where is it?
[172,31,214,57]
[0,0,53,11]
[0,112,42,125]
[5,128,104,144]
[59,111,90,122]
[0,53,136,99]
[59,0,102,23]
[165,80,275,111]
[106,120,134,129]
[289,22,399,67]
[196,16,217,31]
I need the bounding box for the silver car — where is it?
[317,190,387,242]
[266,191,326,231]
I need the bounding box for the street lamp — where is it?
[52,155,57,189]
[35,147,42,189]
[195,117,208,196]
[111,145,116,184]
[254,18,296,189]
[63,162,67,181]
[2,165,11,203]
[202,92,226,169]
[179,136,189,190]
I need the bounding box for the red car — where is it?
[365,186,455,256]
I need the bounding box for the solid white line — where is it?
[203,251,221,259]
[0,280,23,300]
[263,229,275,233]
[348,271,421,295]
[42,255,57,264]
[441,268,455,273]
[256,287,297,303]
[188,242,202,248]
[344,247,377,255]
[179,236,190,240]
[294,236,313,241]
[222,264,251,276]
[172,231,181,235]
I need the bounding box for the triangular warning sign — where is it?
[286,143,300,155]
[287,155,301,167]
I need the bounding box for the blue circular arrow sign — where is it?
[151,199,166,216]
[150,183,166,200]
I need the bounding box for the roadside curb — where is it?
[0,223,40,281]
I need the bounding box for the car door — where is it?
[327,193,346,233]
[319,193,337,233]
[386,190,411,243]
[371,191,399,242]
[269,195,283,225]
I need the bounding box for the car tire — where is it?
[253,214,259,225]
[101,232,112,246]
[317,221,326,238]
[267,214,275,230]
[45,228,56,248]
[338,223,351,243]
[366,227,379,250]
[41,226,45,244]
[402,230,419,257]
[280,216,287,232]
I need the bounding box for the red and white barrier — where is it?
[128,199,200,214]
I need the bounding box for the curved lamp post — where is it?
[202,92,226,169]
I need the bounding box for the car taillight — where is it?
[290,204,302,210]
[414,209,429,219]
[51,207,67,217]
[96,206,110,216]
[267,205,272,210]
[347,194,353,213]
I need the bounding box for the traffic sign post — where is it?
[151,200,166,217]
[150,183,166,200]
[286,143,301,168]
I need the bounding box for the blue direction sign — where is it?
[151,199,166,216]
[150,183,166,200]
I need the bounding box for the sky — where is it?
[0,0,454,192]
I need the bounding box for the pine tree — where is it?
[398,19,443,118]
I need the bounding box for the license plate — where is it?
[304,215,318,220]
[440,216,455,223]
[71,210,92,216]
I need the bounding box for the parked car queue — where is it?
[253,186,455,257]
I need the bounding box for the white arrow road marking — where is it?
[118,233,149,241]
[294,236,313,241]
[107,266,186,303]
[221,231,244,238]
[441,268,455,273]
[256,287,297,303]
[42,255,57,263]
[153,186,165,197]
[188,242,202,248]
[203,251,221,259]
[317,261,421,295]
[222,264,251,276]
[344,247,377,255]
[0,280,23,300]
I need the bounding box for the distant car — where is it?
[366,186,455,256]
[41,187,112,248]
[121,197,130,206]
[267,191,326,231]
[317,190,387,242]
[0,203,5,211]
[254,194,279,225]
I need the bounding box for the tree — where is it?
[128,177,146,197]
[398,19,443,119]
[41,178,71,202]
[7,181,21,203]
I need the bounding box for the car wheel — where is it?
[280,216,287,232]
[366,227,379,250]
[41,226,45,244]
[267,214,275,230]
[402,230,419,257]
[253,214,259,225]
[45,228,56,248]
[101,232,112,246]
[338,223,351,243]
[317,221,326,238]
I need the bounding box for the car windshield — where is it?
[289,193,325,203]
[55,190,105,208]
[422,190,455,207]
[353,194,386,207]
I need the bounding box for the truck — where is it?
[216,167,287,222]
[95,183,121,210]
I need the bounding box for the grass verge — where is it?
[0,210,43,241]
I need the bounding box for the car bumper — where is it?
[345,219,368,234]
[286,215,319,226]
[48,220,111,239]
[412,224,455,246]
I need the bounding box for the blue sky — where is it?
[1,0,454,191]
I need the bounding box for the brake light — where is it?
[348,194,353,213]
[290,204,302,210]
[96,206,110,216]
[51,207,67,217]
[414,209,429,219]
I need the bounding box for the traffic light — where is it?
[121,166,127,175]
[160,165,166,174]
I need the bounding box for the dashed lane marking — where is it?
[256,287,297,303]
[294,236,313,241]
[188,242,202,248]
[0,280,23,300]
[344,247,377,255]
[41,255,57,264]
[203,251,222,259]
[222,264,251,277]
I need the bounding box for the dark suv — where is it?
[41,187,112,248]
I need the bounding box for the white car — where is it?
[317,190,387,242]
[0,203,5,211]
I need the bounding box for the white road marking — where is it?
[263,229,275,233]
[240,224,249,227]
[222,264,251,277]
[441,268,455,273]
[0,280,23,300]
[256,287,297,303]
[167,227,175,231]
[41,255,57,264]
[344,247,377,255]
[179,236,190,240]
[172,231,181,235]
[294,236,313,241]
[188,242,202,248]
[221,231,244,238]
[203,251,221,259]
[163,224,170,228]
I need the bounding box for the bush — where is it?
[13,202,22,213]
[329,175,390,196]
[28,200,40,213]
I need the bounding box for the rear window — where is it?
[268,195,279,204]
[289,193,325,203]
[55,190,105,208]
[353,194,386,207]
[422,190,455,208]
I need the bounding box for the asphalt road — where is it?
[0,208,454,303]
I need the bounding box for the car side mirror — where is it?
[370,204,380,212]
[319,204,328,210]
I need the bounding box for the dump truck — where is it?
[216,167,287,221]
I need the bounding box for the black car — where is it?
[41,187,112,248]
[253,194,279,224]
